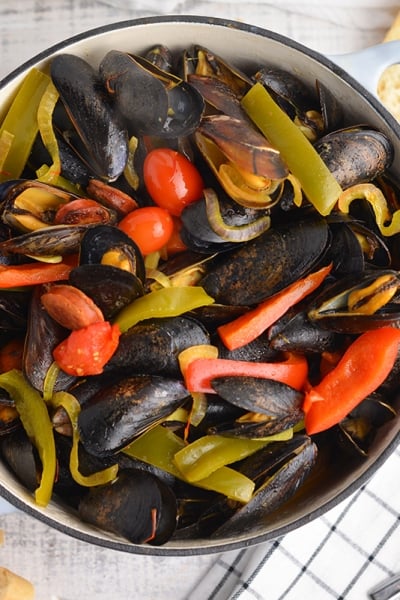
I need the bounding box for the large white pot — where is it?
[1,15,400,556]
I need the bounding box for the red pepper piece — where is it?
[218,264,332,351]
[53,321,121,376]
[184,352,308,394]
[304,326,400,435]
[0,262,73,288]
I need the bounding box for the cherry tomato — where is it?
[143,148,204,216]
[53,321,121,377]
[118,206,174,255]
[165,217,188,256]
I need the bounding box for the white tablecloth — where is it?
[0,2,400,599]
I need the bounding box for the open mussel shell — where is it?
[336,393,397,457]
[308,269,400,333]
[99,50,204,138]
[201,215,330,305]
[79,468,177,545]
[51,54,129,182]
[78,375,189,457]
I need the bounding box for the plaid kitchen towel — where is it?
[189,446,400,600]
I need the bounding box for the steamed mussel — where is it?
[0,40,400,551]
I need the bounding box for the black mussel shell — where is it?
[78,468,177,545]
[51,54,129,182]
[78,375,189,457]
[201,217,330,305]
[0,428,39,492]
[105,316,210,378]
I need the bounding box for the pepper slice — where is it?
[114,286,214,333]
[50,391,118,486]
[0,369,56,506]
[241,82,343,216]
[173,434,290,483]
[0,68,50,182]
[184,352,308,394]
[304,327,400,434]
[218,263,332,350]
[0,261,73,289]
[123,424,255,502]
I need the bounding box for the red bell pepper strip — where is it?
[0,261,73,288]
[218,263,332,351]
[304,326,400,435]
[183,352,308,394]
[53,321,121,376]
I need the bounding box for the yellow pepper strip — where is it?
[0,130,14,174]
[123,425,255,503]
[241,83,343,216]
[50,391,118,487]
[173,435,270,483]
[0,369,56,506]
[114,286,215,333]
[123,135,140,190]
[0,68,50,183]
[338,182,400,237]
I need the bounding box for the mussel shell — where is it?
[0,290,30,332]
[268,308,340,353]
[201,216,330,305]
[106,316,210,378]
[99,50,204,138]
[0,428,39,492]
[314,126,394,189]
[23,285,76,392]
[212,435,317,537]
[0,224,90,256]
[78,468,177,545]
[78,224,146,283]
[78,375,189,456]
[307,269,400,333]
[211,376,304,418]
[51,54,129,182]
[69,264,144,321]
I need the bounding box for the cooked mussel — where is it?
[79,468,177,545]
[99,50,204,138]
[314,126,394,189]
[201,216,330,305]
[51,54,129,182]
[106,315,210,377]
[308,269,400,333]
[78,375,189,456]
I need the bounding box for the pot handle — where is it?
[329,39,400,98]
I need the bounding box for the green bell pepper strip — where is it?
[338,182,400,237]
[241,82,343,216]
[50,391,119,487]
[173,433,292,483]
[123,425,255,503]
[0,68,50,183]
[114,286,215,333]
[0,369,56,506]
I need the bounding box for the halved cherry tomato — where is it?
[118,206,174,255]
[53,321,121,377]
[143,148,204,216]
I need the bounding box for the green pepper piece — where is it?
[0,369,56,506]
[114,286,215,333]
[0,68,51,183]
[241,82,343,216]
[174,434,273,482]
[123,425,255,503]
[50,391,119,487]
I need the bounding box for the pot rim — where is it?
[1,14,400,556]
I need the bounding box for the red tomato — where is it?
[143,148,204,216]
[53,321,121,377]
[118,206,174,255]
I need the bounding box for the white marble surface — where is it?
[0,2,399,599]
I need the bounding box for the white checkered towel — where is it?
[188,446,400,600]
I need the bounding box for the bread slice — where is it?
[377,10,400,120]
